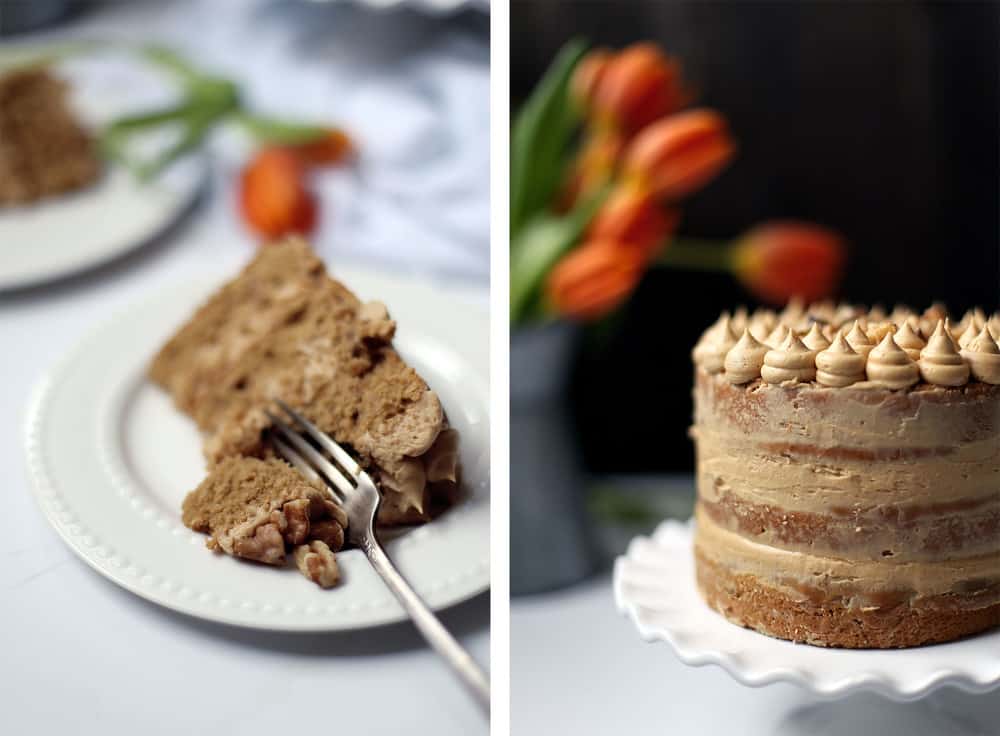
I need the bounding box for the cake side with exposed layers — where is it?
[691,301,1000,648]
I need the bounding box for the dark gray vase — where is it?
[510,320,599,595]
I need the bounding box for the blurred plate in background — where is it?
[0,52,206,291]
[306,0,488,15]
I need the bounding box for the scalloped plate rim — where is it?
[613,519,1000,702]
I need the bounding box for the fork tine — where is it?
[275,398,361,477]
[270,435,346,503]
[266,411,355,498]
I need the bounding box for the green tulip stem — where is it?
[656,238,737,273]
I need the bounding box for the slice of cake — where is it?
[152,238,460,586]
[0,66,100,205]
[182,457,347,588]
[691,302,1000,648]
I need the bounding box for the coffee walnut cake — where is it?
[150,238,460,587]
[691,301,1000,648]
[0,67,100,205]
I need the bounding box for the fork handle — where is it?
[360,532,491,715]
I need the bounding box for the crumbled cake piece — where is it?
[0,67,100,205]
[151,237,456,528]
[182,456,347,586]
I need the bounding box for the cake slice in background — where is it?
[0,66,100,205]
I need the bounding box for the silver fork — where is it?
[265,399,490,715]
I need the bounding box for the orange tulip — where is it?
[239,147,318,239]
[293,128,353,167]
[547,239,647,320]
[732,221,846,304]
[556,129,625,211]
[591,43,685,135]
[570,48,614,113]
[621,109,735,201]
[587,186,679,261]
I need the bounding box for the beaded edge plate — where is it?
[24,267,489,631]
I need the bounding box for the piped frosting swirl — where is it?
[692,314,737,374]
[961,326,1000,384]
[761,333,816,384]
[801,323,831,352]
[894,321,926,362]
[816,332,865,387]
[919,321,969,387]
[866,333,919,389]
[845,320,874,360]
[694,301,998,390]
[724,329,770,385]
[764,323,790,349]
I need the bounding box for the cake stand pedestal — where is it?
[614,521,1000,735]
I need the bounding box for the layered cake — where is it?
[691,301,1000,647]
[150,238,460,586]
[0,67,100,205]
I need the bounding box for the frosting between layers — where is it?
[695,510,1000,605]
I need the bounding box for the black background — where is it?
[512,0,1000,473]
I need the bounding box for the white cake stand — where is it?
[614,520,1000,735]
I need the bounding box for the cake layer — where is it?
[694,510,1000,607]
[698,492,1000,561]
[695,548,1000,648]
[694,370,1000,451]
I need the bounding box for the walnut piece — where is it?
[232,520,286,565]
[294,541,341,588]
[321,499,349,528]
[309,519,345,550]
[281,499,312,545]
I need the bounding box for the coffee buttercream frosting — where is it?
[815,332,865,387]
[919,321,970,387]
[866,332,919,389]
[894,321,926,362]
[692,313,737,374]
[724,329,769,385]
[963,326,1000,384]
[761,332,816,384]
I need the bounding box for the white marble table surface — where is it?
[0,1,489,733]
[512,576,1000,735]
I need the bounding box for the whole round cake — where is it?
[690,301,1000,648]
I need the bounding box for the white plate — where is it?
[0,56,205,291]
[24,264,489,631]
[614,520,1000,701]
[321,0,488,14]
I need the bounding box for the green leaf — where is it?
[509,185,609,325]
[510,39,588,239]
[234,112,330,145]
[139,44,206,86]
